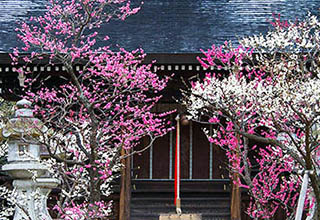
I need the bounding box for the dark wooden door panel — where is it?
[134,120,228,180]
[180,122,190,179]
[152,132,170,179]
[192,122,210,179]
[213,144,229,179]
[133,136,150,179]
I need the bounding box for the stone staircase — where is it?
[131,192,230,220]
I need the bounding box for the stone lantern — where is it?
[2,99,59,220]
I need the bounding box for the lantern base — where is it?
[12,178,59,220]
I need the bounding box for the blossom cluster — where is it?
[183,13,320,219]
[2,0,173,219]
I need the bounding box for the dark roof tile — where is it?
[0,0,319,53]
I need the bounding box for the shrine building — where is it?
[0,1,319,219]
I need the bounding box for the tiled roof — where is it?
[0,0,319,53]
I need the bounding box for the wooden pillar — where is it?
[119,148,131,220]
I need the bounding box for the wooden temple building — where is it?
[0,1,320,220]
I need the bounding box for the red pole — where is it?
[174,115,182,215]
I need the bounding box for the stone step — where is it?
[131,205,230,213]
[132,196,230,200]
[131,197,230,207]
[131,207,230,215]
[131,212,231,220]
[131,193,231,220]
[131,203,230,209]
[131,196,230,202]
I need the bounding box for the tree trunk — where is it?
[315,196,320,220]
[89,167,102,204]
[231,172,241,220]
[231,134,242,220]
[88,124,101,209]
[87,167,102,220]
[119,148,131,220]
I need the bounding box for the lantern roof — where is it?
[1,99,47,140]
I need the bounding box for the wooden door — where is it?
[132,120,228,181]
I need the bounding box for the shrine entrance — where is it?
[133,120,228,181]
[130,118,231,220]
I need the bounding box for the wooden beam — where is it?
[119,148,131,220]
